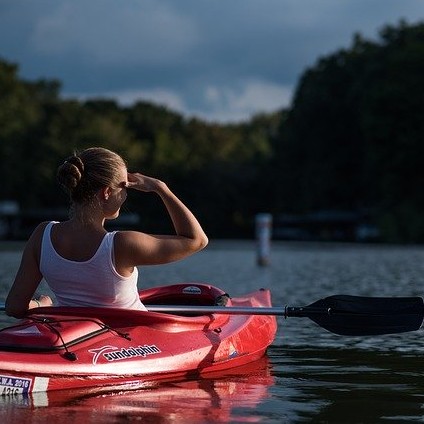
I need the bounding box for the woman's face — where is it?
[104,166,128,219]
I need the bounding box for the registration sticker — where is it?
[0,375,32,396]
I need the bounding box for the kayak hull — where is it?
[0,283,277,394]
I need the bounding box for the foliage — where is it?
[2,19,424,241]
[0,57,279,238]
[279,20,424,242]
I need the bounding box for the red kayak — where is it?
[0,283,277,394]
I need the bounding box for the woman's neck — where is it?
[70,204,106,230]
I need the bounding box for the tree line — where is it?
[1,20,424,242]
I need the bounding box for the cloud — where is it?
[68,79,291,124]
[30,1,198,66]
[200,80,293,123]
[2,0,424,122]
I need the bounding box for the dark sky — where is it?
[1,0,423,122]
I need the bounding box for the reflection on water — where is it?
[271,345,424,423]
[2,241,424,422]
[0,357,274,424]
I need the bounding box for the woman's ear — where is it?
[101,187,112,201]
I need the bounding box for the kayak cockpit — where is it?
[0,284,233,353]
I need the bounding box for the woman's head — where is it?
[57,147,127,204]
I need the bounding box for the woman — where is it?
[5,147,208,318]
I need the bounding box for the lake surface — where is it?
[1,240,424,423]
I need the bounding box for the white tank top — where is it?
[40,221,146,310]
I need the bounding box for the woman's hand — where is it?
[30,295,53,309]
[126,173,165,193]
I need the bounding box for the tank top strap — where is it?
[41,221,59,257]
[101,231,117,266]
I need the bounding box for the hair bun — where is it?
[57,155,85,191]
[66,155,84,174]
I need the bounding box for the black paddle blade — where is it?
[288,295,424,336]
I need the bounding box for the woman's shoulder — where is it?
[31,221,53,238]
[112,230,144,246]
[22,221,53,259]
[28,221,62,245]
[112,230,149,263]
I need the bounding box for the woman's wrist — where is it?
[155,180,168,194]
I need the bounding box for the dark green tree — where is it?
[275,20,424,242]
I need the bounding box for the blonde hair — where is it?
[57,147,126,204]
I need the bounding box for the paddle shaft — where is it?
[146,305,328,316]
[0,303,331,317]
[0,303,292,316]
[1,295,423,335]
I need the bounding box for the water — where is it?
[1,240,424,423]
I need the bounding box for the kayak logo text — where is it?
[89,345,161,365]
